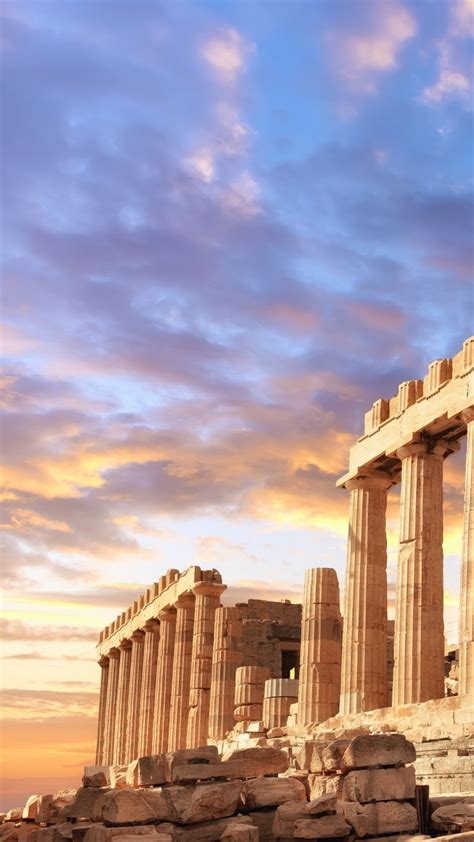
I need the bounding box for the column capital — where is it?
[144,618,160,633]
[108,647,120,659]
[192,581,226,599]
[461,408,474,425]
[397,437,460,461]
[174,593,195,610]
[98,655,109,667]
[119,638,132,651]
[131,629,145,643]
[345,470,392,492]
[158,607,176,622]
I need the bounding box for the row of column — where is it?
[340,412,473,714]
[96,581,226,765]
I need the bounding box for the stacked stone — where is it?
[263,679,298,731]
[209,606,244,742]
[234,666,271,725]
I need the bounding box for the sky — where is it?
[1,0,473,811]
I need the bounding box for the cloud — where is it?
[199,27,255,83]
[422,0,473,107]
[326,2,416,95]
[0,619,98,642]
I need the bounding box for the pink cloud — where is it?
[199,27,255,83]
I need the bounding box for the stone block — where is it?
[164,747,219,778]
[164,816,253,841]
[340,801,418,836]
[273,803,312,838]
[307,794,337,816]
[341,734,416,770]
[6,810,22,821]
[91,790,169,825]
[240,776,306,809]
[64,788,110,820]
[220,826,258,842]
[321,740,350,772]
[109,768,128,790]
[161,781,243,825]
[234,706,263,723]
[264,679,299,699]
[307,774,339,800]
[46,792,77,822]
[294,814,351,838]
[338,766,416,802]
[431,801,474,833]
[83,768,110,788]
[126,756,167,787]
[248,810,277,841]
[169,762,243,783]
[247,721,265,733]
[221,746,289,776]
[23,797,41,821]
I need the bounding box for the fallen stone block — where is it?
[307,774,338,800]
[267,728,285,738]
[169,762,244,784]
[0,824,16,842]
[36,797,54,824]
[84,826,163,842]
[162,816,253,841]
[83,768,110,789]
[6,811,22,822]
[220,825,258,841]
[321,740,350,772]
[307,794,337,816]
[91,790,169,826]
[45,792,77,823]
[109,768,129,790]
[248,810,277,841]
[164,747,219,779]
[126,757,167,788]
[293,814,351,838]
[341,734,416,770]
[221,746,288,776]
[240,776,306,809]
[64,788,110,820]
[338,765,416,802]
[161,781,243,825]
[431,801,474,833]
[273,802,312,838]
[340,801,418,836]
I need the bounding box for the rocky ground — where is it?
[1,736,474,841]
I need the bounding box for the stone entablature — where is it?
[338,336,473,485]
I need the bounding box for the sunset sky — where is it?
[1,0,473,811]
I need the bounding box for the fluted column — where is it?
[299,567,342,726]
[459,409,474,698]
[340,472,392,714]
[103,647,120,764]
[152,608,176,753]
[125,630,145,761]
[113,639,132,763]
[186,581,226,749]
[138,620,160,757]
[208,606,243,741]
[393,439,453,706]
[168,594,195,751]
[95,655,109,764]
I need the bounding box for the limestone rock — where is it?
[161,781,242,825]
[84,827,161,842]
[267,728,285,738]
[307,794,337,816]
[23,797,41,821]
[64,788,110,820]
[221,746,288,776]
[162,816,253,841]
[340,801,418,836]
[341,734,416,770]
[240,776,306,809]
[6,810,22,822]
[47,792,77,822]
[169,762,243,784]
[248,810,277,841]
[220,825,259,841]
[82,768,110,789]
[36,797,54,824]
[294,814,351,838]
[431,802,474,833]
[321,740,351,772]
[164,747,219,779]
[126,757,167,788]
[338,766,416,802]
[110,837,172,842]
[307,774,338,800]
[0,825,17,842]
[109,768,129,790]
[92,790,169,826]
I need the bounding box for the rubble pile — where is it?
[1,737,473,842]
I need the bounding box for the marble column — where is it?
[340,472,392,714]
[103,647,120,765]
[393,439,452,706]
[168,594,196,752]
[208,606,243,741]
[186,581,225,749]
[459,409,474,699]
[125,630,145,762]
[152,608,176,753]
[299,567,342,726]
[113,639,132,764]
[137,620,160,758]
[95,655,109,765]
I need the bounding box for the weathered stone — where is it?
[273,802,312,838]
[165,816,253,841]
[91,790,169,825]
[71,825,95,842]
[307,774,338,800]
[321,740,350,772]
[164,747,219,779]
[126,756,167,787]
[221,746,288,776]
[220,825,258,842]
[64,788,110,820]
[340,801,418,836]
[160,781,243,825]
[338,766,416,802]
[248,810,277,842]
[83,768,110,788]
[294,814,351,838]
[341,734,416,770]
[240,776,306,809]
[0,824,16,842]
[110,836,172,842]
[308,794,337,816]
[84,827,161,842]
[267,728,285,738]
[6,810,22,822]
[109,768,128,790]
[431,801,474,833]
[47,792,77,822]
[23,797,41,821]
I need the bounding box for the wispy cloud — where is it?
[199,27,255,83]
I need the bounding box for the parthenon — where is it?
[95,335,474,766]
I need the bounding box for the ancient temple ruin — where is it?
[95,336,473,768]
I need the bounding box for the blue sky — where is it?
[1,0,473,806]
